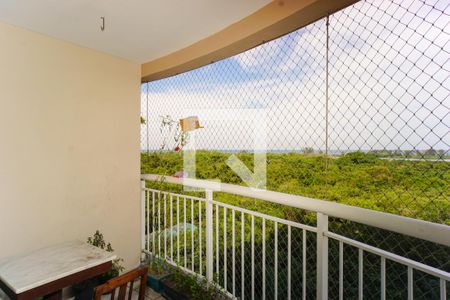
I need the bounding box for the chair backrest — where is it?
[94,266,148,300]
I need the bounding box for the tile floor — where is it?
[142,286,164,300]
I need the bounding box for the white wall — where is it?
[0,21,141,271]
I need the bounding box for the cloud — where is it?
[141,0,450,152]
[233,38,285,70]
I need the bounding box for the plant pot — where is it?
[160,276,190,300]
[72,278,99,300]
[160,273,228,300]
[147,272,172,293]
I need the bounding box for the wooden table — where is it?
[0,241,116,300]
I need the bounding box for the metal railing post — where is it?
[205,189,214,282]
[317,212,329,300]
[141,180,146,252]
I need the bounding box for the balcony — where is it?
[0,0,449,299]
[140,174,449,299]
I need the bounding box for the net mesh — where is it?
[141,0,450,298]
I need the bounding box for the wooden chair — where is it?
[94,266,148,300]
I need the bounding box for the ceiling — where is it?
[0,0,270,63]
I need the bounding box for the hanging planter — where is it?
[159,115,203,152]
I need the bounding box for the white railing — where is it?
[140,174,450,300]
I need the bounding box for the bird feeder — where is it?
[180,116,203,132]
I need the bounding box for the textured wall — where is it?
[0,21,141,271]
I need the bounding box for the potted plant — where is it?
[73,230,124,300]
[160,268,223,300]
[146,255,173,292]
[86,230,124,282]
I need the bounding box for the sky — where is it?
[141,0,450,153]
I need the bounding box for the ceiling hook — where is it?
[100,17,105,31]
